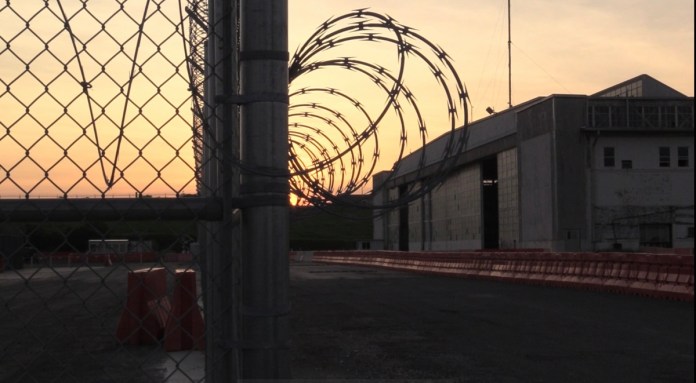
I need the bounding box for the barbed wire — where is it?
[56,0,153,189]
[287,9,470,209]
[180,0,208,194]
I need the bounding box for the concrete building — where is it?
[373,75,694,252]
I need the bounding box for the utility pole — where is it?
[239,0,290,378]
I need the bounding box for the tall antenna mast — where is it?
[507,0,512,108]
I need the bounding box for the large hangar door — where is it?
[399,185,409,251]
[481,157,499,249]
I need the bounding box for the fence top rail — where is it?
[0,197,224,222]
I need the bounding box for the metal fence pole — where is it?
[204,0,241,381]
[239,0,290,378]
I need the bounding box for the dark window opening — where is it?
[603,147,615,167]
[659,147,671,167]
[621,160,632,169]
[678,146,689,167]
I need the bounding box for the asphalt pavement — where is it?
[288,262,694,382]
[0,261,693,382]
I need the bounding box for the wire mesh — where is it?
[0,1,202,198]
[1,1,470,381]
[1,1,210,382]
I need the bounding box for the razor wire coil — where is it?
[287,9,470,209]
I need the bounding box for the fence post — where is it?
[239,0,290,378]
[203,0,242,381]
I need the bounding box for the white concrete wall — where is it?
[592,136,694,250]
[594,136,692,171]
[594,136,693,206]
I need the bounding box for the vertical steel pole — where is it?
[204,0,241,381]
[239,0,290,378]
[507,0,512,109]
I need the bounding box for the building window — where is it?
[659,147,671,167]
[677,147,689,167]
[600,81,642,97]
[621,160,632,169]
[603,147,615,167]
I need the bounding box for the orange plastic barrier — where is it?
[115,267,169,345]
[312,250,694,301]
[164,269,205,351]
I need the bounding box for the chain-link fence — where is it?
[1,0,473,380]
[0,1,291,381]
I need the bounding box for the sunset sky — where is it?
[0,0,693,198]
[290,0,694,117]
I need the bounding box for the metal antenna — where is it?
[508,0,512,109]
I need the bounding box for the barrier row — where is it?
[115,267,205,351]
[307,250,694,301]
